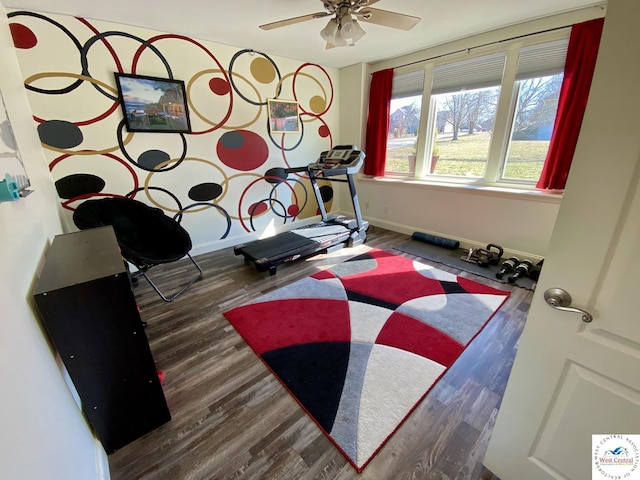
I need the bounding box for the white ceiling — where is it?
[4,0,605,68]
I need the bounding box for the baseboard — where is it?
[364,216,544,264]
[56,356,111,480]
[190,215,323,257]
[95,438,110,480]
[191,212,543,265]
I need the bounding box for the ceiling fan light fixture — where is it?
[340,14,355,36]
[344,19,366,45]
[321,13,366,47]
[331,30,347,47]
[260,1,421,48]
[320,18,339,42]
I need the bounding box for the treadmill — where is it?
[233,145,369,275]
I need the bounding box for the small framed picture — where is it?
[267,99,300,133]
[115,73,191,133]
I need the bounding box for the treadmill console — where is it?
[309,145,365,175]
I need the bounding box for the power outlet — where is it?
[365,202,369,209]
[384,205,389,214]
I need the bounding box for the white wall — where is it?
[0,3,106,479]
[338,63,368,148]
[356,179,560,258]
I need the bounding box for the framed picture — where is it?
[114,73,191,133]
[267,99,300,133]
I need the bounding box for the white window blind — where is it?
[391,69,425,99]
[516,39,569,80]
[431,52,507,95]
[389,38,568,98]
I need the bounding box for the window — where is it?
[502,74,562,181]
[386,70,424,175]
[502,40,568,182]
[386,94,423,174]
[384,36,568,187]
[431,86,500,177]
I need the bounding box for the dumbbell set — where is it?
[496,257,543,284]
[459,242,543,285]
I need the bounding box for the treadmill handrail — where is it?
[307,147,366,232]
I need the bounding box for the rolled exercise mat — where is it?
[411,231,460,250]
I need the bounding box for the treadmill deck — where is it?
[234,226,350,274]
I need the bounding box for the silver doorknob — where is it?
[543,287,593,323]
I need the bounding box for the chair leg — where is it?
[133,254,203,302]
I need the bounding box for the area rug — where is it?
[223,248,510,472]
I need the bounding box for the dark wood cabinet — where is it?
[33,226,170,453]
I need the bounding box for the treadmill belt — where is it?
[238,231,316,259]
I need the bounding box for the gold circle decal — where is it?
[250,57,276,84]
[309,95,327,114]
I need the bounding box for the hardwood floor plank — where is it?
[108,227,525,479]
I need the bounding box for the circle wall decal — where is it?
[217,130,269,171]
[209,77,231,95]
[37,120,83,149]
[250,57,277,84]
[9,23,37,49]
[189,183,224,202]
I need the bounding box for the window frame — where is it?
[384,29,570,190]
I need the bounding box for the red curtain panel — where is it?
[364,68,394,177]
[536,17,605,190]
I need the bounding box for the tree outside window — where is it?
[431,86,500,177]
[503,74,563,181]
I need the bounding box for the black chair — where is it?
[73,197,203,302]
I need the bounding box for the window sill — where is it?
[359,175,563,204]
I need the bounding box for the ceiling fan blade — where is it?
[357,8,421,31]
[259,12,330,31]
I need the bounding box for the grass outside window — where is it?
[386,132,546,180]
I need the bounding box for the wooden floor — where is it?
[108,227,531,480]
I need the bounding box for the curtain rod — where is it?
[368,3,606,73]
[387,24,572,73]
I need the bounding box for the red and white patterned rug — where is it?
[223,248,510,471]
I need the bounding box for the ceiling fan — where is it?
[259,0,421,48]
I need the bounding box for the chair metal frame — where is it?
[130,253,203,303]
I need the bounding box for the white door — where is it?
[484,1,640,479]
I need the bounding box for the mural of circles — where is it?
[264,167,288,184]
[209,77,231,95]
[217,130,269,171]
[37,120,84,149]
[189,182,224,202]
[138,150,171,170]
[55,173,106,199]
[49,152,140,209]
[9,22,37,49]
[9,11,338,247]
[250,56,277,84]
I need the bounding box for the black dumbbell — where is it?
[508,260,533,283]
[496,257,519,279]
